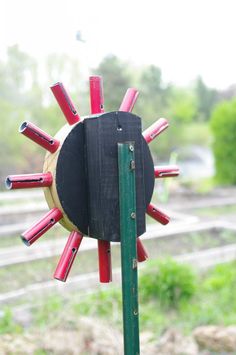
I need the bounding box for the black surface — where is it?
[56,122,89,235]
[143,137,155,207]
[56,111,154,242]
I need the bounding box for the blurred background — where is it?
[0,0,236,353]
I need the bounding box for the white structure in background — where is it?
[175,145,215,179]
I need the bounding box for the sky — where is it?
[1,0,236,89]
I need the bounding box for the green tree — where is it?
[92,55,132,111]
[210,98,236,184]
[147,87,198,160]
[141,65,162,96]
[168,87,197,122]
[136,65,171,124]
[195,76,218,121]
[0,45,39,104]
[0,46,63,186]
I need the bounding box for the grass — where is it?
[138,259,236,333]
[2,256,236,354]
[191,204,236,217]
[4,258,235,338]
[0,223,67,248]
[0,228,235,294]
[0,307,23,334]
[0,242,122,294]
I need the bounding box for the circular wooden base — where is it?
[43,112,155,241]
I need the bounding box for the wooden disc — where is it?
[43,112,155,241]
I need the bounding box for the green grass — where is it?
[0,224,67,248]
[23,258,236,337]
[0,308,23,334]
[192,177,216,195]
[192,204,236,217]
[0,243,122,294]
[3,258,236,340]
[0,228,235,294]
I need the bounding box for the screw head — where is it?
[133,259,138,269]
[130,160,135,170]
[133,309,138,316]
[131,212,136,219]
[129,144,134,152]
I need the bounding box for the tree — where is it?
[145,87,198,160]
[92,55,132,111]
[4,46,40,102]
[168,88,197,123]
[136,65,171,125]
[210,99,236,185]
[195,76,218,121]
[0,46,62,186]
[141,65,162,96]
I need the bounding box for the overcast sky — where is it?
[1,0,235,89]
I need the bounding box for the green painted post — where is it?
[118,142,140,355]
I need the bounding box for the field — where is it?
[0,187,236,353]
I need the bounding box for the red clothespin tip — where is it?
[51,82,80,125]
[154,165,180,178]
[21,208,63,246]
[19,121,60,153]
[54,231,83,282]
[5,172,53,190]
[119,88,139,112]
[89,76,104,114]
[147,203,170,225]
[142,118,169,144]
[98,240,112,283]
[137,237,148,262]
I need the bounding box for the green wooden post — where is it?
[118,142,140,355]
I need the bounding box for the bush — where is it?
[202,261,236,294]
[74,289,122,320]
[139,258,197,308]
[0,308,22,334]
[210,99,236,184]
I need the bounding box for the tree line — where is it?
[0,45,235,187]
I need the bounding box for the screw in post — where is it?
[130,212,136,219]
[132,259,138,269]
[129,144,134,152]
[130,160,135,170]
